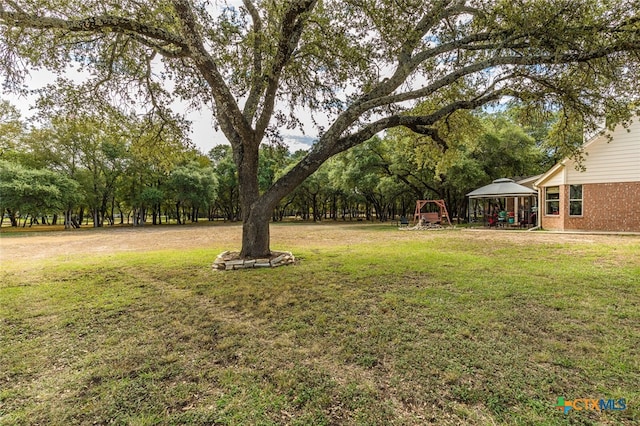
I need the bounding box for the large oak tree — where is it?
[2,0,639,257]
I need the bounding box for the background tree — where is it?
[19,112,127,227]
[0,160,81,227]
[0,100,23,160]
[332,137,404,222]
[119,115,195,225]
[166,161,218,224]
[2,0,640,257]
[208,145,240,222]
[2,98,198,228]
[289,161,331,222]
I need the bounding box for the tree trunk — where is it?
[175,203,181,225]
[236,142,272,259]
[107,196,115,226]
[241,207,271,259]
[312,194,318,222]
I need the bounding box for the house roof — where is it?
[466,178,538,199]
[515,175,543,189]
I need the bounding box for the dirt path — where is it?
[0,224,243,263]
[1,223,638,265]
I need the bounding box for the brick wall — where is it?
[541,213,563,230]
[542,182,640,232]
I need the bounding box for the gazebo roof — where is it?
[466,178,537,199]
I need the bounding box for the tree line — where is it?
[3,0,638,257]
[1,99,577,228]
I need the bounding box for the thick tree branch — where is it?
[254,0,318,143]
[360,0,467,104]
[128,33,190,58]
[171,0,253,145]
[331,38,640,143]
[332,89,509,157]
[242,0,264,123]
[397,0,457,62]
[0,10,189,54]
[409,31,498,65]
[406,127,449,149]
[315,2,460,149]
[260,88,508,212]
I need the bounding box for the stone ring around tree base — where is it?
[212,251,296,271]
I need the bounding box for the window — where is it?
[569,184,583,216]
[545,186,560,215]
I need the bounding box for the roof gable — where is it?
[535,119,640,187]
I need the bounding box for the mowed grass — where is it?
[0,224,638,425]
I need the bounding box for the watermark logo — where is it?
[555,397,627,414]
[555,397,573,414]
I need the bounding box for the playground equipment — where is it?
[413,200,452,226]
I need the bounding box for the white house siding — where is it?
[564,120,640,184]
[541,167,565,186]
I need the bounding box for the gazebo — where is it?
[466,178,538,227]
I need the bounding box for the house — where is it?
[534,119,640,232]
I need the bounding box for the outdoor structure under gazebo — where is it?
[466,178,538,227]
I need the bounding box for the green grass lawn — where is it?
[1,225,638,425]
